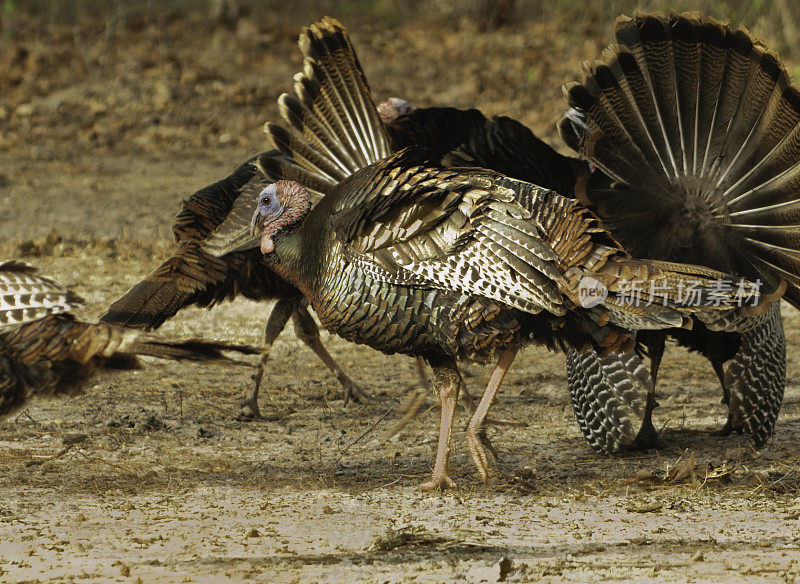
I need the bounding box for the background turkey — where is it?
[0,260,260,421]
[557,12,800,453]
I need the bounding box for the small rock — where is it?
[119,563,131,577]
[246,528,260,538]
[62,433,88,445]
[15,103,34,117]
[691,550,705,562]
[498,556,513,581]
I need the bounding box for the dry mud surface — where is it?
[1,11,800,584]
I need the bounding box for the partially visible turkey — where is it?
[558,13,800,452]
[232,17,775,491]
[0,261,260,421]
[98,145,368,421]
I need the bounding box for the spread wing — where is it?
[330,158,570,315]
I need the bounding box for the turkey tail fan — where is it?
[566,347,656,454]
[265,16,392,183]
[0,261,84,329]
[558,12,800,309]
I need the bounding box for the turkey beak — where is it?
[249,206,264,238]
[251,203,280,254]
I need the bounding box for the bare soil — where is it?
[1,11,799,584]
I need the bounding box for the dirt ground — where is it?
[1,9,800,584]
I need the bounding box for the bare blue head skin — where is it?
[250,180,312,254]
[377,97,414,124]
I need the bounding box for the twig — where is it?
[332,405,395,468]
[25,445,74,467]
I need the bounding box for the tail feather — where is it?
[266,117,348,185]
[123,334,261,364]
[100,245,232,330]
[266,16,391,183]
[616,15,685,177]
[1,315,259,421]
[297,18,391,164]
[724,302,785,445]
[10,315,260,365]
[559,12,800,309]
[0,262,84,330]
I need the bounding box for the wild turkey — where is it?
[556,12,800,452]
[382,105,754,452]
[248,159,774,489]
[99,152,368,419]
[0,261,260,421]
[211,18,773,490]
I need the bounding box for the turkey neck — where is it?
[262,227,320,299]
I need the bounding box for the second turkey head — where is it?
[377,97,414,124]
[250,180,311,254]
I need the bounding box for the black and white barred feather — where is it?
[0,261,83,329]
[559,13,798,451]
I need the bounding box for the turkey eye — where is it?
[260,195,272,207]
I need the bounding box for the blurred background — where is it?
[0,0,798,241]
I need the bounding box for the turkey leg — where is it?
[631,335,664,448]
[241,299,368,418]
[710,357,735,436]
[420,358,463,492]
[465,347,517,482]
[239,297,296,419]
[292,305,368,404]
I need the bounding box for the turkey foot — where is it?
[329,364,369,405]
[383,358,519,443]
[710,415,745,437]
[630,378,659,450]
[466,347,517,482]
[420,358,462,492]
[238,350,272,420]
